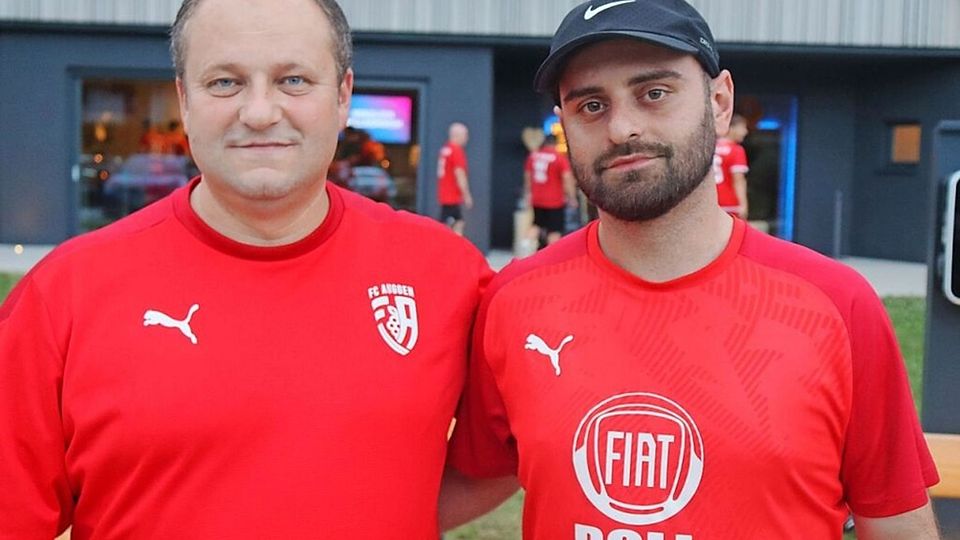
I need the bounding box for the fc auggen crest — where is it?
[368,283,419,356]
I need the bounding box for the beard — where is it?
[569,99,717,222]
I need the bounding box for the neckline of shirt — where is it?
[586,217,746,290]
[172,177,345,261]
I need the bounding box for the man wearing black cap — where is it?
[441,0,941,538]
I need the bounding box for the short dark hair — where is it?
[169,0,353,82]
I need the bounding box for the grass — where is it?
[0,277,924,540]
[0,273,20,300]
[449,297,928,540]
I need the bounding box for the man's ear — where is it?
[337,68,355,130]
[710,70,735,137]
[175,77,189,135]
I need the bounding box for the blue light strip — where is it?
[779,98,799,241]
[757,119,781,131]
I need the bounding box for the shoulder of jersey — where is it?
[485,227,590,302]
[739,225,876,312]
[1,192,176,319]
[28,193,175,277]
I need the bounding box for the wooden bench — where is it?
[927,432,960,499]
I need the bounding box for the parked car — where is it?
[348,166,397,204]
[103,154,189,217]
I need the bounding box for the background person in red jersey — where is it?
[714,113,750,218]
[524,134,578,248]
[440,0,941,538]
[0,0,490,538]
[437,122,474,236]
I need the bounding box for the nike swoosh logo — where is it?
[584,0,637,20]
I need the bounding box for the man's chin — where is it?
[221,172,315,201]
[588,185,686,223]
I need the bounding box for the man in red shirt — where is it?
[437,122,474,236]
[441,0,941,538]
[0,1,489,538]
[524,135,578,247]
[714,113,749,218]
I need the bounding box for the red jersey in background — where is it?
[714,138,749,211]
[525,145,570,209]
[438,142,468,205]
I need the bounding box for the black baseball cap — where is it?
[534,0,721,95]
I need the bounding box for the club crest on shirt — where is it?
[367,283,419,356]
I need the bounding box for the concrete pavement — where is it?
[0,244,54,274]
[0,244,928,298]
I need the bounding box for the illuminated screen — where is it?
[348,95,413,144]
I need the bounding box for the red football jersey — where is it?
[0,180,491,539]
[450,219,938,539]
[437,141,468,205]
[525,145,571,209]
[713,138,749,210]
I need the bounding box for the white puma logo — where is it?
[525,333,574,376]
[143,304,200,345]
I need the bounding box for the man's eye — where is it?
[647,89,667,100]
[283,76,305,86]
[211,79,236,89]
[582,101,605,114]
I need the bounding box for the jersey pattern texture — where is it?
[450,218,937,540]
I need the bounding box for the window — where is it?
[77,78,190,233]
[332,88,421,212]
[890,123,922,165]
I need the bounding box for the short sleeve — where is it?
[447,290,519,479]
[453,145,468,173]
[524,154,534,175]
[557,153,571,174]
[0,277,75,536]
[730,144,749,174]
[840,286,939,517]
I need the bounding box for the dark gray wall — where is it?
[725,51,960,262]
[0,29,174,244]
[353,42,495,251]
[852,61,960,262]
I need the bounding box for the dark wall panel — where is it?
[852,62,960,262]
[0,30,173,244]
[794,89,858,256]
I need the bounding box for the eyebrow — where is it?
[561,69,685,105]
[199,62,314,76]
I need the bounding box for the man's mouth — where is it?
[230,141,296,149]
[603,153,661,171]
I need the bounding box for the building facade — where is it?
[2,0,960,259]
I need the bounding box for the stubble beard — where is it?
[570,99,717,223]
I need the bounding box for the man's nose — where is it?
[239,85,282,130]
[607,104,645,145]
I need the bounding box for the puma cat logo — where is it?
[525,333,574,376]
[143,304,200,345]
